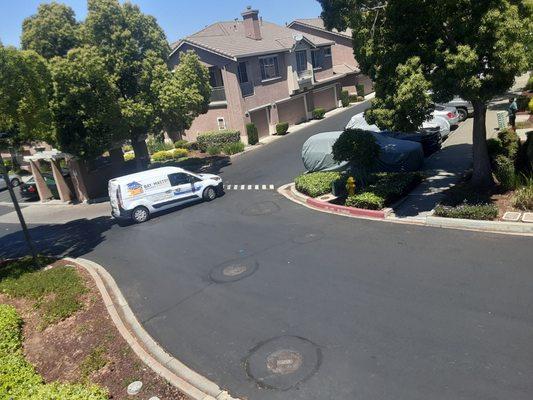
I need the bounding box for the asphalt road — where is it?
[1,103,533,400]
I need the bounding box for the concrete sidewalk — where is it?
[390,73,530,220]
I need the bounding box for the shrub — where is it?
[295,172,341,198]
[494,155,519,190]
[246,123,259,145]
[368,172,423,203]
[332,129,380,184]
[434,204,498,220]
[312,107,326,119]
[276,122,289,135]
[345,192,385,210]
[223,141,245,155]
[174,139,192,149]
[516,131,533,173]
[122,144,133,152]
[517,95,530,111]
[172,148,188,159]
[356,84,365,97]
[348,94,359,103]
[147,138,174,154]
[0,304,22,356]
[497,128,520,159]
[151,150,171,162]
[526,74,533,91]
[486,138,505,161]
[340,90,350,107]
[124,153,135,161]
[529,97,533,113]
[207,145,221,155]
[513,177,533,210]
[197,129,240,152]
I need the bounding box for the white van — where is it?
[109,166,223,223]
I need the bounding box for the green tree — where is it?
[82,0,171,168]
[320,0,531,187]
[0,46,53,165]
[49,47,125,160]
[21,2,79,59]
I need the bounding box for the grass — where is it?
[80,345,107,379]
[0,257,87,329]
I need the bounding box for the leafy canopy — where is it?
[332,129,380,183]
[21,2,79,59]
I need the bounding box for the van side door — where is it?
[168,172,198,203]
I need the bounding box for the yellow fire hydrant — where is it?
[346,176,356,196]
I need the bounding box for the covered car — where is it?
[302,131,424,173]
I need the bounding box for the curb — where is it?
[65,257,239,400]
[278,183,533,236]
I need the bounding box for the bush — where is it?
[122,144,133,152]
[494,155,519,190]
[172,148,188,159]
[517,95,530,111]
[368,172,423,202]
[529,97,533,113]
[497,128,520,159]
[223,141,245,155]
[434,204,498,220]
[151,150,171,162]
[124,153,135,161]
[207,145,221,155]
[197,129,240,152]
[147,138,174,154]
[348,94,359,103]
[526,74,533,91]
[0,304,22,356]
[312,107,326,119]
[513,177,533,210]
[295,172,341,198]
[276,122,289,135]
[356,84,365,97]
[486,138,505,161]
[174,139,192,149]
[332,129,380,183]
[516,131,533,173]
[340,90,350,107]
[345,192,385,210]
[246,123,259,145]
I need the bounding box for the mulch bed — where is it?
[0,259,186,400]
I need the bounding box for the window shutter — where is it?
[273,57,279,76]
[259,58,266,80]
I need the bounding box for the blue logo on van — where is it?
[127,181,144,196]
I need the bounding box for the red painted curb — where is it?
[306,197,386,219]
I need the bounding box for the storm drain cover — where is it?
[246,335,321,390]
[210,259,258,283]
[292,231,325,244]
[242,201,280,216]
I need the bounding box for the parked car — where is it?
[441,97,473,122]
[19,173,59,200]
[109,166,223,223]
[433,104,460,126]
[422,115,450,139]
[0,173,22,190]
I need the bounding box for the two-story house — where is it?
[288,17,373,97]
[169,8,366,141]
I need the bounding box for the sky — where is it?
[0,0,323,47]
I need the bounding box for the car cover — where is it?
[302,131,424,173]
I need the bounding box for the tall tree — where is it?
[320,0,531,187]
[50,46,125,160]
[0,46,53,161]
[21,2,79,59]
[82,0,171,168]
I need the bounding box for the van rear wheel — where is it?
[203,186,216,201]
[132,206,150,223]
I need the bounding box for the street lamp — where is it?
[0,132,40,266]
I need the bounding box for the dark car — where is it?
[19,173,60,200]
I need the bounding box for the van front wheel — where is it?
[202,186,217,201]
[132,206,150,223]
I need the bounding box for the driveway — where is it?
[1,102,532,400]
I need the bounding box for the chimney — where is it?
[241,6,261,40]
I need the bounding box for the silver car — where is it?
[0,173,22,190]
[441,97,473,122]
[433,104,460,126]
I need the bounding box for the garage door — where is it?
[249,108,270,138]
[277,97,307,126]
[313,87,337,112]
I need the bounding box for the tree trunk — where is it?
[471,101,494,188]
[132,136,150,171]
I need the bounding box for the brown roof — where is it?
[289,18,353,39]
[172,20,334,59]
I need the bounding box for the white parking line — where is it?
[254,185,259,190]
[224,184,276,191]
[262,184,266,190]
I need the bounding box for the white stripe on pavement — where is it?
[224,184,276,191]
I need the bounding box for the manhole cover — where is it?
[246,335,321,390]
[292,231,325,244]
[266,349,303,375]
[210,259,258,283]
[242,201,280,216]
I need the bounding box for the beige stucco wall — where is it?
[249,108,270,138]
[277,96,307,126]
[313,87,337,111]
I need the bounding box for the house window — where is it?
[237,62,249,83]
[296,50,307,72]
[217,117,226,130]
[324,47,332,57]
[311,50,322,69]
[209,67,224,88]
[259,55,280,81]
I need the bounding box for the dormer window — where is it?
[311,49,322,70]
[259,55,280,81]
[324,47,332,57]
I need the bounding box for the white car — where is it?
[433,104,460,126]
[108,166,223,223]
[423,115,450,139]
[0,173,22,190]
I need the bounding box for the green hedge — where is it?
[345,192,384,210]
[174,139,192,149]
[348,94,359,103]
[295,172,341,198]
[197,130,240,152]
[494,155,519,190]
[276,122,289,135]
[223,141,245,155]
[312,108,326,119]
[356,84,365,97]
[514,179,533,210]
[497,128,520,159]
[434,204,498,220]
[0,304,108,400]
[340,90,350,107]
[246,123,259,145]
[151,148,188,162]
